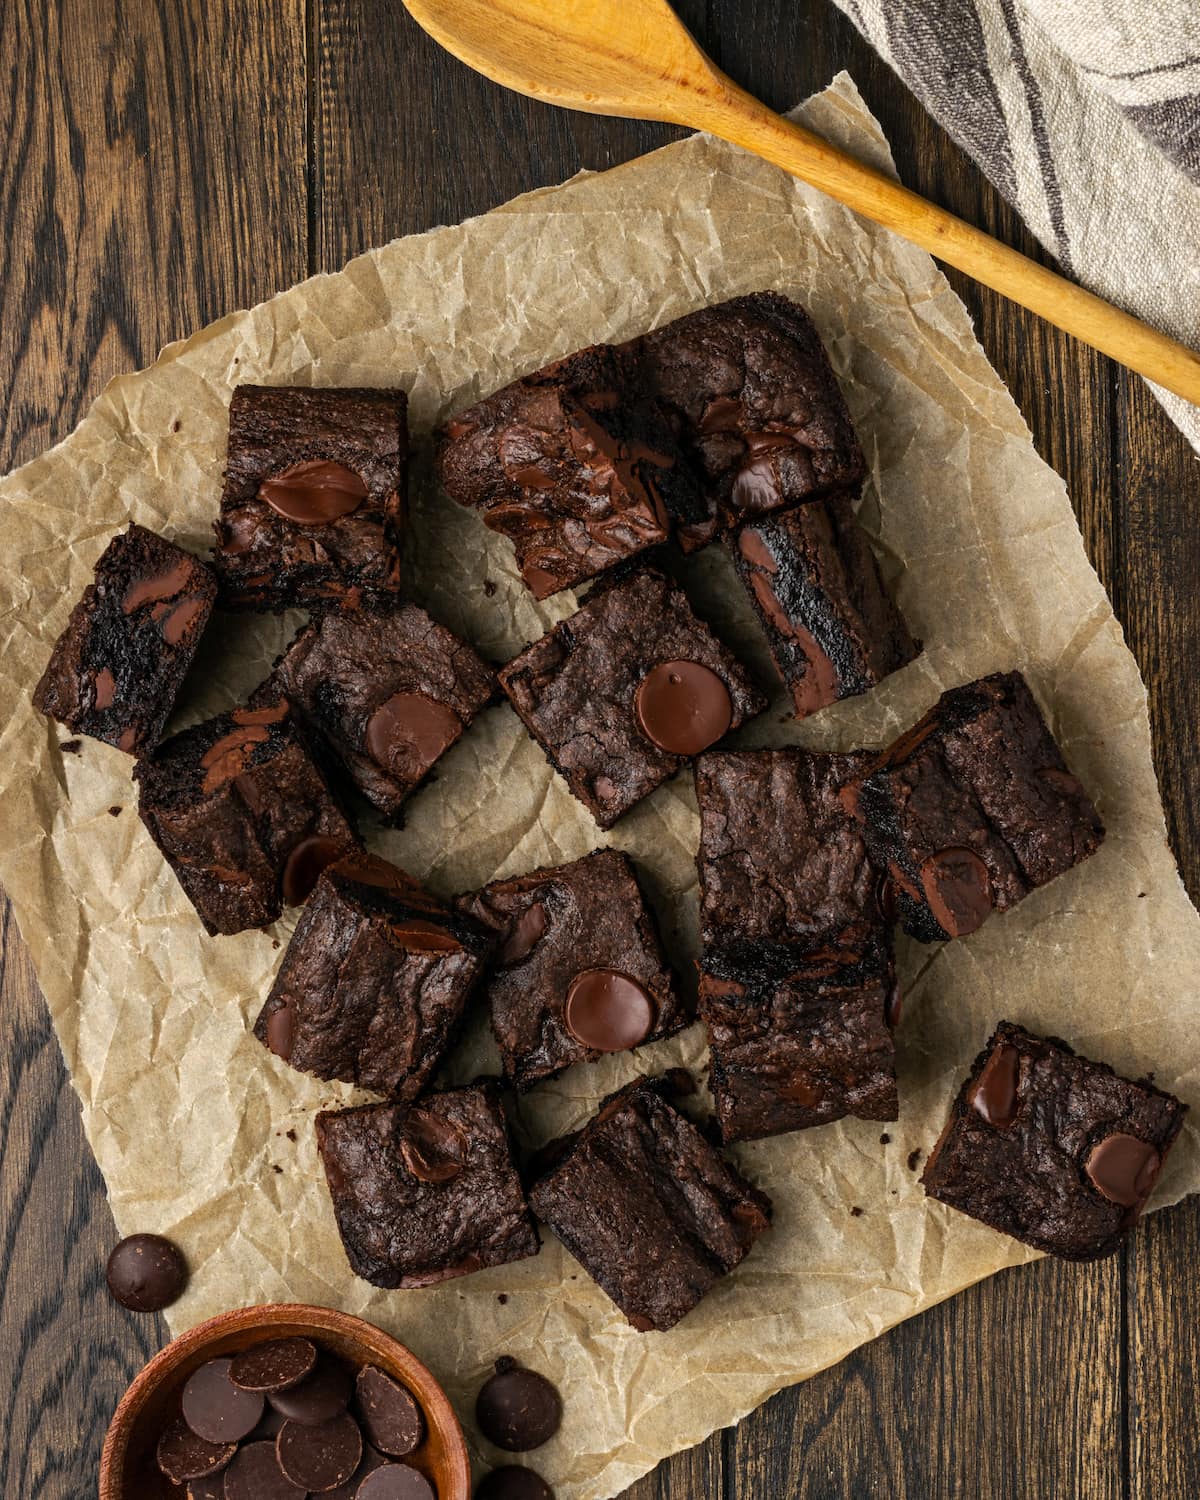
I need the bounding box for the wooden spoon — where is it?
[402,0,1200,405]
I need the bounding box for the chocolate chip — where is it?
[222,1440,308,1499]
[258,459,368,524]
[181,1357,264,1443]
[230,1337,317,1393]
[919,847,993,937]
[356,1365,425,1457]
[476,1360,562,1451]
[634,659,733,755]
[475,1468,556,1500]
[1085,1133,1161,1208]
[365,691,462,778]
[105,1232,187,1312]
[400,1108,467,1184]
[185,1475,225,1500]
[357,1465,437,1500]
[563,968,654,1052]
[326,1445,389,1499]
[971,1042,1022,1129]
[269,1356,353,1424]
[155,1419,235,1484]
[278,1411,363,1490]
[282,834,348,906]
[500,901,547,965]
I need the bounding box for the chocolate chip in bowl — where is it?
[99,1303,469,1500]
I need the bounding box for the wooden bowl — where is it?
[99,1302,471,1500]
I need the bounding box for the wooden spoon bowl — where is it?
[99,1303,471,1500]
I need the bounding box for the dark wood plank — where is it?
[0,2,306,1494]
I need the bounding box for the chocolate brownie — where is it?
[635,292,866,546]
[133,697,357,935]
[499,567,766,828]
[33,524,217,755]
[528,1076,772,1332]
[254,852,491,1099]
[316,1082,540,1288]
[457,849,687,1090]
[922,1022,1186,1260]
[435,344,707,599]
[699,939,897,1142]
[268,603,497,821]
[732,496,919,719]
[212,385,407,610]
[695,749,882,952]
[841,671,1105,943]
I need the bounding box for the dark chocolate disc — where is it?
[400,1108,467,1184]
[326,1444,388,1499]
[356,1365,425,1457]
[282,834,348,906]
[185,1474,225,1500]
[258,459,368,524]
[105,1232,187,1312]
[1085,1133,1161,1208]
[476,1360,562,1452]
[634,660,732,755]
[277,1411,363,1491]
[365,691,462,777]
[269,1356,353,1424]
[181,1357,264,1443]
[919,847,993,937]
[230,1337,318,1393]
[475,1467,556,1500]
[563,969,654,1052]
[222,1440,308,1500]
[971,1043,1022,1129]
[155,1418,235,1484]
[357,1464,437,1500]
[251,1405,288,1440]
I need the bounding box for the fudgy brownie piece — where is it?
[268,603,497,822]
[212,385,407,610]
[699,939,898,1143]
[435,344,707,599]
[695,749,882,952]
[635,292,866,546]
[255,853,492,1099]
[922,1022,1186,1260]
[840,671,1105,943]
[33,524,216,755]
[528,1076,771,1331]
[133,697,357,935]
[457,849,687,1090]
[499,567,766,828]
[732,496,919,719]
[316,1082,540,1288]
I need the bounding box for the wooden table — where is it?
[3,3,1197,1495]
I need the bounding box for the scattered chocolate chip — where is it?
[222,1440,307,1500]
[906,1149,922,1172]
[475,1466,556,1500]
[357,1465,437,1500]
[268,1356,353,1424]
[230,1337,317,1394]
[59,739,82,754]
[277,1411,363,1491]
[483,578,498,597]
[182,1357,264,1443]
[356,1365,425,1457]
[106,1232,188,1312]
[476,1359,562,1452]
[156,1419,236,1484]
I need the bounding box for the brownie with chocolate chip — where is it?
[212,385,407,610]
[731,496,919,719]
[33,524,217,756]
[635,292,866,546]
[268,602,497,822]
[528,1075,772,1332]
[255,852,491,1099]
[840,671,1105,943]
[457,849,686,1090]
[435,344,707,600]
[499,566,766,828]
[316,1082,540,1288]
[922,1021,1186,1260]
[133,697,357,935]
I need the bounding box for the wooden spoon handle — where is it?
[692,81,1200,406]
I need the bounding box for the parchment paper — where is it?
[1,75,1198,1500]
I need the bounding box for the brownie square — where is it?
[500,567,766,828]
[316,1082,540,1289]
[841,671,1105,943]
[255,852,492,1099]
[732,496,920,719]
[699,939,898,1143]
[133,698,357,935]
[695,749,882,952]
[268,602,497,821]
[457,849,687,1090]
[528,1076,771,1332]
[33,524,216,756]
[435,344,707,599]
[635,292,866,546]
[212,385,407,610]
[922,1022,1186,1260]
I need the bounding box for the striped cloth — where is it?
[832,0,1200,453]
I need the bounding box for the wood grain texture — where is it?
[1,2,1197,1498]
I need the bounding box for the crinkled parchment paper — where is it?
[1,74,1198,1500]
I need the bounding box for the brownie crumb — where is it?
[172,419,182,432]
[850,1206,863,1218]
[60,740,82,755]
[108,805,122,817]
[907,1148,922,1171]
[483,579,498,597]
[286,1129,297,1142]
[879,1133,891,1145]
[272,1164,283,1174]
[497,1293,508,1305]
[272,938,281,949]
